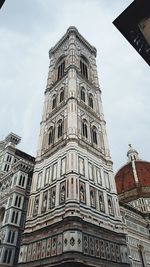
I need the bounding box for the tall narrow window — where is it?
[89,94,93,108]
[58,61,65,80]
[81,87,85,102]
[57,120,63,139]
[52,96,56,109]
[92,126,97,145]
[3,249,12,264]
[48,127,54,145]
[60,90,64,103]
[80,60,88,79]
[82,120,88,138]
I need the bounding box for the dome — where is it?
[115,146,150,203]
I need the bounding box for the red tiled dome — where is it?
[115,160,150,203]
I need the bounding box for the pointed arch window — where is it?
[48,127,54,145]
[80,60,88,79]
[82,120,88,138]
[81,87,85,102]
[57,120,63,139]
[89,94,93,109]
[52,96,56,109]
[92,126,97,145]
[58,60,65,80]
[60,89,64,103]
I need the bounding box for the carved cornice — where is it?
[49,26,97,58]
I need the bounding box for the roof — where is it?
[115,160,150,203]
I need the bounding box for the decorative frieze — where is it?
[18,230,128,264]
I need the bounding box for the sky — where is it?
[0,0,150,172]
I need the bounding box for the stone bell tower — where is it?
[18,27,129,267]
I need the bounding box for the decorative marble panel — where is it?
[57,234,63,255]
[79,181,86,204]
[46,237,51,257]
[41,239,47,259]
[59,181,66,204]
[51,236,57,256]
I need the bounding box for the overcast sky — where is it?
[0,0,150,171]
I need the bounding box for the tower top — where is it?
[49,26,97,58]
[5,132,21,146]
[127,144,139,162]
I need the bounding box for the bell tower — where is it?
[18,27,129,267]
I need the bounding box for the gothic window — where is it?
[48,127,54,145]
[7,230,15,244]
[81,87,85,102]
[60,89,64,103]
[57,60,65,80]
[18,174,26,187]
[0,207,5,224]
[107,196,114,216]
[11,211,19,224]
[57,120,63,139]
[89,94,93,108]
[99,191,105,212]
[82,120,88,138]
[80,60,88,79]
[3,249,12,264]
[4,164,10,172]
[52,96,56,109]
[14,195,22,208]
[6,154,12,163]
[91,126,97,145]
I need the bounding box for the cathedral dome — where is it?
[115,145,150,203]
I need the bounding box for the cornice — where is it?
[49,26,97,58]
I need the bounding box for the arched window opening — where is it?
[92,126,97,145]
[22,176,25,187]
[19,175,22,186]
[11,211,15,223]
[15,196,18,207]
[89,94,93,109]
[60,90,64,103]
[80,60,88,79]
[57,120,63,139]
[81,87,85,102]
[48,127,54,145]
[0,207,5,223]
[52,96,56,109]
[82,120,88,138]
[58,60,65,80]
